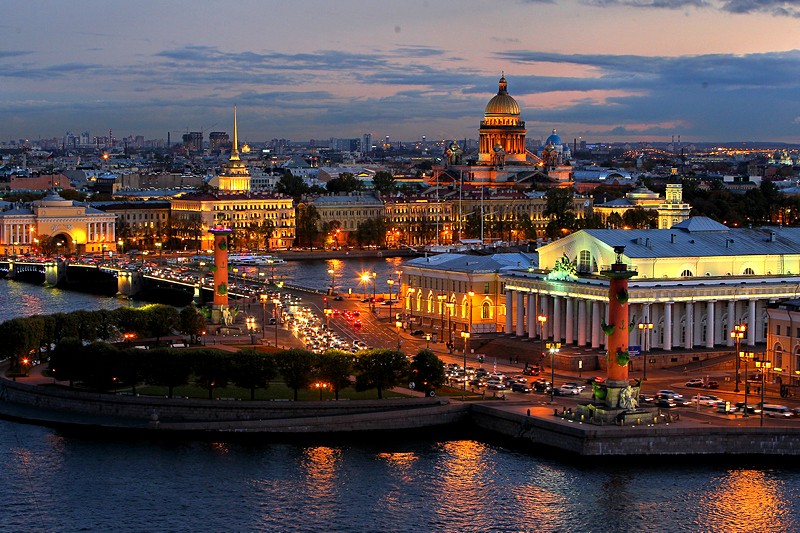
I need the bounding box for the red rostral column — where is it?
[209,227,233,311]
[601,246,637,385]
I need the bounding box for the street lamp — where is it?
[638,319,654,380]
[731,323,746,392]
[360,272,371,302]
[327,267,335,295]
[461,331,471,400]
[754,358,772,427]
[395,320,402,351]
[740,351,755,418]
[272,297,281,347]
[155,241,163,266]
[260,294,268,339]
[547,341,561,403]
[387,279,395,320]
[371,271,377,310]
[537,314,548,363]
[246,316,256,344]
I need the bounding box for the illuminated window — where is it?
[481,302,491,319]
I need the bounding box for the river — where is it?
[2,264,800,532]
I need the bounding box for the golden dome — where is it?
[484,75,520,116]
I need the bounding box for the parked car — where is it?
[686,378,704,388]
[511,382,532,393]
[704,380,719,389]
[410,330,425,336]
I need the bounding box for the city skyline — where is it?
[1,0,799,144]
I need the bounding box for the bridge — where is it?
[0,258,253,303]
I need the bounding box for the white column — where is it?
[527,293,536,339]
[664,302,672,351]
[565,297,574,344]
[591,300,601,348]
[505,290,513,334]
[748,299,756,346]
[516,291,525,337]
[685,302,694,349]
[577,299,587,346]
[541,296,550,339]
[706,301,715,348]
[553,296,562,342]
[727,300,735,347]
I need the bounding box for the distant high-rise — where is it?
[362,133,372,154]
[183,132,203,152]
[209,131,230,152]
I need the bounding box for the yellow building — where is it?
[384,196,453,246]
[0,191,117,255]
[594,183,691,229]
[765,300,800,388]
[208,106,251,193]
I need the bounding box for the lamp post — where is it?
[328,267,335,295]
[272,297,281,347]
[360,272,370,302]
[371,271,377,310]
[155,241,163,266]
[547,341,561,403]
[395,320,402,351]
[638,319,653,380]
[755,358,772,427]
[740,351,755,418]
[246,316,256,344]
[731,323,746,392]
[537,314,548,364]
[461,331,471,400]
[387,279,395,320]
[260,294,268,339]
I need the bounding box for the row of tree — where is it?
[47,342,446,401]
[0,304,206,372]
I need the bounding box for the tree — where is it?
[143,348,191,398]
[372,171,396,196]
[296,204,322,249]
[326,172,364,193]
[316,350,354,400]
[49,337,84,387]
[231,349,277,400]
[355,217,387,247]
[192,349,233,400]
[179,304,207,344]
[622,208,658,229]
[142,304,179,344]
[275,348,316,400]
[354,349,409,399]
[543,188,576,238]
[276,171,310,198]
[409,349,446,394]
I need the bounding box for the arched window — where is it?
[578,250,592,273]
[427,294,433,314]
[481,302,492,319]
[743,267,755,275]
[775,344,784,369]
[680,269,693,277]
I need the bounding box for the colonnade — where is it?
[504,288,765,350]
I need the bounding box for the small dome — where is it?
[545,129,562,146]
[485,75,520,116]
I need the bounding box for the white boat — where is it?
[228,254,286,266]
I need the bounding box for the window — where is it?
[777,325,781,336]
[481,302,491,319]
[680,269,693,277]
[775,347,783,369]
[484,282,490,294]
[743,267,755,275]
[578,250,592,273]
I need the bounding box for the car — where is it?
[333,295,344,301]
[533,379,551,392]
[486,380,506,390]
[704,380,719,389]
[564,382,586,393]
[734,402,761,414]
[523,366,541,376]
[672,397,692,407]
[686,378,704,387]
[657,390,683,399]
[762,404,792,418]
[410,329,424,336]
[655,398,678,408]
[639,393,655,403]
[511,382,532,393]
[586,376,605,385]
[555,384,581,395]
[353,320,362,328]
[693,394,722,406]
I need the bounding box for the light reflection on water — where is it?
[2,423,800,531]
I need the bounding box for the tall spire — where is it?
[230,105,240,161]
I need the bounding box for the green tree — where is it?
[192,349,233,400]
[296,204,322,249]
[0,317,36,372]
[372,171,396,196]
[49,337,84,387]
[544,188,576,238]
[143,348,191,398]
[355,217,387,247]
[275,348,316,400]
[622,208,658,229]
[326,172,364,193]
[409,349,446,394]
[231,349,277,400]
[179,304,207,344]
[354,349,409,399]
[142,304,179,344]
[276,171,310,198]
[317,350,354,400]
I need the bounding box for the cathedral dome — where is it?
[545,129,562,146]
[484,75,520,116]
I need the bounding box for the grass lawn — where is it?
[134,382,408,401]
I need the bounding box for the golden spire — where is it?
[230,105,240,161]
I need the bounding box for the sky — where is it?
[2,0,800,145]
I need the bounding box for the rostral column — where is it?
[209,227,233,324]
[601,246,637,397]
